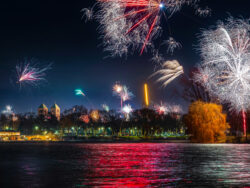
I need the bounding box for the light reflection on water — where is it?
[0,143,250,187]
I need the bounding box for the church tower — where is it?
[38,104,48,117]
[51,104,60,120]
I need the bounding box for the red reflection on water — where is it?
[80,143,180,187]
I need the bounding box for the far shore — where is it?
[1,135,250,144]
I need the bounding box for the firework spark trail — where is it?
[75,89,96,108]
[152,60,184,87]
[121,86,134,102]
[195,17,250,136]
[75,89,86,96]
[92,0,206,56]
[16,62,51,87]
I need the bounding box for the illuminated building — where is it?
[51,104,60,120]
[0,131,21,141]
[38,104,48,117]
[38,104,61,120]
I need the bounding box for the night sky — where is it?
[0,0,249,113]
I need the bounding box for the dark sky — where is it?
[0,0,249,113]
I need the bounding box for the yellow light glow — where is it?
[144,83,149,107]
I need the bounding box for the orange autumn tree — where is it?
[185,101,230,143]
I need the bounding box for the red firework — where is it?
[98,0,162,54]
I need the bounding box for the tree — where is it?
[184,101,230,143]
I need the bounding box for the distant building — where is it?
[38,104,48,117]
[51,104,60,120]
[0,131,21,141]
[38,104,60,120]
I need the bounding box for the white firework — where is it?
[2,105,13,115]
[122,104,133,115]
[196,17,250,113]
[152,60,184,87]
[195,7,211,17]
[163,37,182,55]
[81,8,94,22]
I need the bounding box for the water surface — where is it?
[0,143,249,187]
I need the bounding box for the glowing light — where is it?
[158,106,166,114]
[102,104,110,112]
[154,103,182,115]
[2,105,13,115]
[79,115,90,124]
[144,83,149,107]
[113,83,123,94]
[242,110,247,137]
[75,89,86,96]
[90,110,100,122]
[155,103,168,115]
[122,104,133,114]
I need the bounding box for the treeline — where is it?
[0,105,184,137]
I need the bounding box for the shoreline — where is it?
[1,139,250,144]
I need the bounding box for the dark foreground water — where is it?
[0,143,250,187]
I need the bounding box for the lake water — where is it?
[0,143,250,187]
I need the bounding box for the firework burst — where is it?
[16,61,51,87]
[163,37,182,55]
[75,89,86,97]
[122,104,133,114]
[196,17,250,136]
[121,86,134,102]
[122,104,133,120]
[152,60,184,87]
[102,104,110,112]
[90,110,100,122]
[2,105,13,115]
[84,0,208,57]
[154,102,168,115]
[113,83,123,94]
[113,83,134,109]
